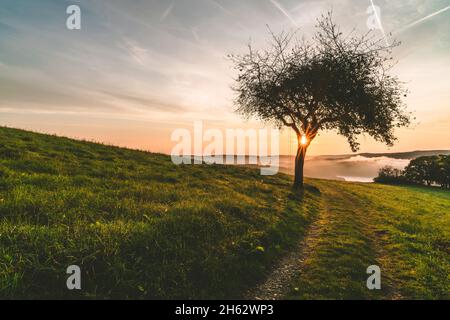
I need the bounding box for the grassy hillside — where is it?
[0,127,320,299]
[0,127,448,299]
[287,181,449,299]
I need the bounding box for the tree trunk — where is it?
[294,143,307,189]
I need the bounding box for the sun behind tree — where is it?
[230,12,412,189]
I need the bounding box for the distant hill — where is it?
[358,150,450,159]
[312,150,450,160]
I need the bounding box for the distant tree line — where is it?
[375,155,450,189]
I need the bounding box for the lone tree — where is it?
[230,13,411,189]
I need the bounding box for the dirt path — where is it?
[245,192,328,300]
[246,182,401,300]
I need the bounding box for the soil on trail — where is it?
[245,192,326,300]
[246,182,402,300]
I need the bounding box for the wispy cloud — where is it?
[395,5,450,34]
[119,39,149,65]
[369,0,389,46]
[205,0,234,16]
[100,90,186,112]
[160,2,175,21]
[268,0,298,27]
[191,27,201,42]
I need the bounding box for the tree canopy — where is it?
[230,12,412,152]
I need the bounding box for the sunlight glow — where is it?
[300,136,308,145]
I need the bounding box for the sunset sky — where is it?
[1,0,449,156]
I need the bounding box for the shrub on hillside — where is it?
[374,166,407,184]
[404,155,450,188]
[375,155,450,189]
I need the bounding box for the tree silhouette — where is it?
[231,12,411,188]
[404,155,450,188]
[376,155,450,189]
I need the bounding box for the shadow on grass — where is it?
[289,184,321,201]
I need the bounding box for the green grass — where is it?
[287,181,450,300]
[0,127,448,299]
[0,127,320,299]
